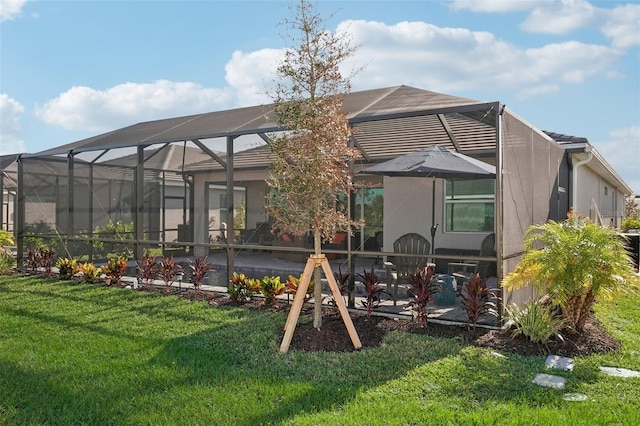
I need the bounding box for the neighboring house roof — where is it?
[544,130,632,194]
[102,145,223,172]
[0,155,19,191]
[543,131,588,145]
[0,155,20,171]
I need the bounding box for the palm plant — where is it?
[503,210,638,332]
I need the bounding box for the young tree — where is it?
[267,0,361,328]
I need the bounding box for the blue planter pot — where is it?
[433,274,457,306]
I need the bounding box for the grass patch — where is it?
[1,276,638,425]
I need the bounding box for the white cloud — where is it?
[601,4,640,49]
[332,20,620,95]
[0,94,26,155]
[594,125,640,194]
[0,0,30,22]
[225,49,282,105]
[521,0,597,35]
[35,80,234,132]
[453,1,639,50]
[33,19,624,136]
[450,0,544,13]
[516,84,559,100]
[524,41,620,84]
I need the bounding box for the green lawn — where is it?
[1,275,638,425]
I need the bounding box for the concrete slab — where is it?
[533,373,566,389]
[599,367,640,378]
[563,393,588,401]
[546,355,575,371]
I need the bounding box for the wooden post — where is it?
[280,254,362,353]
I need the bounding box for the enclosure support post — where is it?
[495,102,504,321]
[67,153,75,257]
[225,136,235,288]
[16,157,24,267]
[0,172,4,231]
[134,145,145,261]
[88,164,94,261]
[280,254,362,353]
[347,133,356,308]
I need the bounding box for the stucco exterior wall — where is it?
[381,176,487,254]
[575,164,626,227]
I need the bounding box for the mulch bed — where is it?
[18,272,622,358]
[169,284,620,357]
[279,309,619,357]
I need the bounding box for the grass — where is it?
[0,275,638,425]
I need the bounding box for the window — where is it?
[445,179,495,232]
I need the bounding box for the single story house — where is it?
[3,85,633,313]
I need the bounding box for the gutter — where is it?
[572,146,593,209]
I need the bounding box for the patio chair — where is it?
[451,233,496,289]
[384,232,431,304]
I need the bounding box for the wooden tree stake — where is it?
[280,254,362,352]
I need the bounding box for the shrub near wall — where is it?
[503,210,638,332]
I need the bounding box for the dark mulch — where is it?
[280,309,619,357]
[27,273,622,358]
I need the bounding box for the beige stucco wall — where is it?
[381,176,488,254]
[575,163,626,227]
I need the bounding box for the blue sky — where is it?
[1,0,639,193]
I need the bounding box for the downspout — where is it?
[571,147,593,211]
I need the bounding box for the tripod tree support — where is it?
[280,254,362,353]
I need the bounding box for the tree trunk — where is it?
[575,288,595,332]
[313,228,322,329]
[563,295,582,331]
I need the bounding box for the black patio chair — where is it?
[451,233,497,289]
[384,232,431,304]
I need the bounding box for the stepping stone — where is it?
[563,393,588,401]
[546,355,574,371]
[533,373,566,389]
[599,367,640,378]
